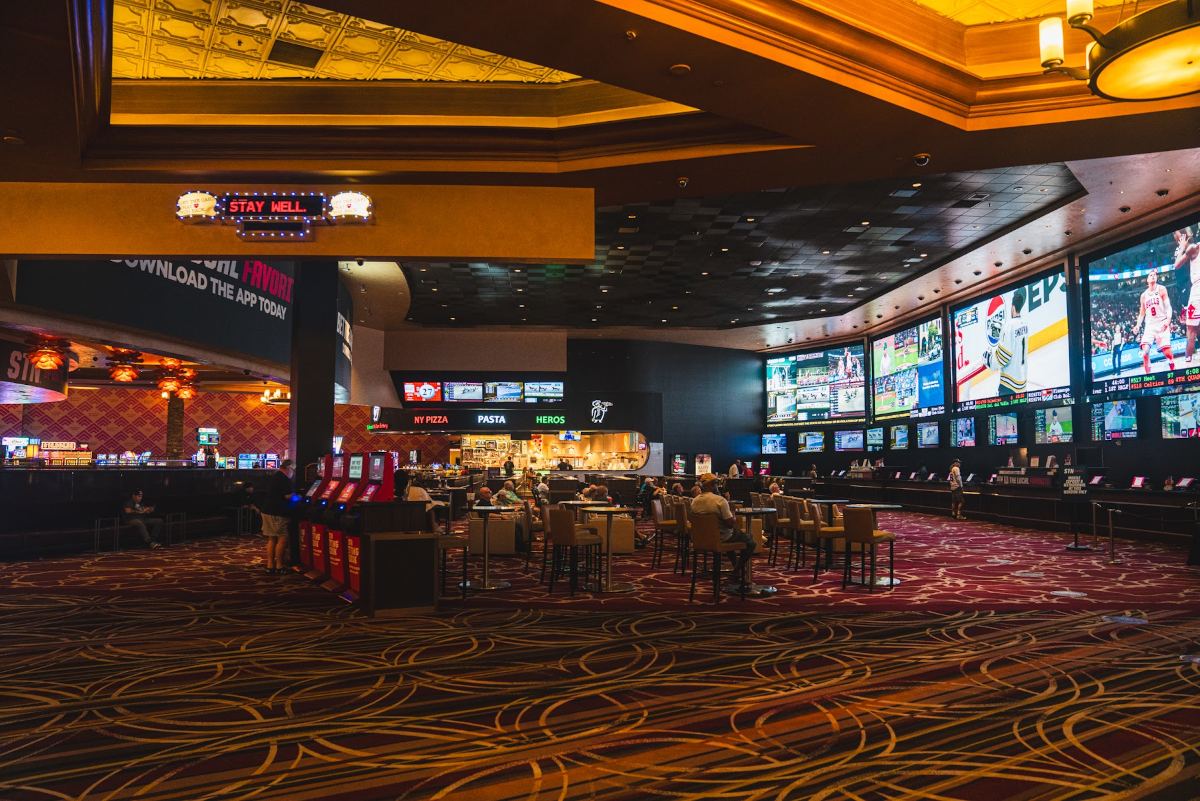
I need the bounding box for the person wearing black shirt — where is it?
[122,490,163,548]
[556,459,571,471]
[260,460,295,574]
[503,457,515,477]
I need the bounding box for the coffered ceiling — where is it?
[401,163,1082,329]
[908,0,1126,25]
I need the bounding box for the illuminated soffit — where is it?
[111,0,580,82]
[905,0,1128,26]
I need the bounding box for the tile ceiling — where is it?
[907,0,1126,25]
[402,164,1083,329]
[111,0,579,82]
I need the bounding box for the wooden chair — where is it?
[436,532,469,599]
[546,507,602,597]
[841,507,896,592]
[788,498,820,569]
[673,497,693,574]
[651,498,678,569]
[688,513,746,603]
[768,494,793,566]
[811,504,846,584]
[521,500,545,569]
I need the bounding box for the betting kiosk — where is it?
[297,455,334,574]
[304,454,347,581]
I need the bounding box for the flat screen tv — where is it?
[348,454,364,480]
[866,427,884,452]
[917,421,939,448]
[952,267,1072,411]
[1084,212,1200,398]
[952,417,976,447]
[484,381,523,403]
[801,432,825,453]
[1034,404,1073,443]
[403,381,442,403]
[443,381,483,402]
[890,424,908,450]
[834,430,864,451]
[1091,399,1138,440]
[766,343,866,426]
[871,316,945,420]
[988,413,1018,445]
[1161,391,1200,439]
[761,433,788,454]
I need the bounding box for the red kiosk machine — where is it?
[297,455,334,574]
[323,451,396,602]
[303,454,347,581]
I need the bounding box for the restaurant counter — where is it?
[0,467,271,558]
[777,476,1198,545]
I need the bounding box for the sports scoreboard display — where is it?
[952,268,1072,411]
[1162,391,1200,439]
[765,344,866,427]
[871,316,945,419]
[1084,213,1200,398]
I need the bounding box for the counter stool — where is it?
[94,517,120,552]
[689,513,746,603]
[651,498,678,569]
[842,507,896,592]
[789,498,820,569]
[811,507,846,584]
[438,533,470,599]
[547,508,602,597]
[165,512,187,545]
[769,495,793,566]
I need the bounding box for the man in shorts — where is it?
[1137,270,1175,374]
[260,459,295,574]
[948,459,965,520]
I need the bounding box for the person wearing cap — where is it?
[948,459,965,520]
[260,459,295,574]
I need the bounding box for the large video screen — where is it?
[871,317,945,419]
[890,424,908,450]
[1085,216,1200,397]
[761,433,788,454]
[917,422,939,448]
[765,344,866,426]
[952,269,1072,411]
[866,427,884,452]
[834,430,864,451]
[403,381,442,403]
[1033,403,1073,444]
[1162,392,1200,439]
[988,413,1018,445]
[801,432,825,452]
[1091,399,1138,440]
[443,381,483,402]
[952,417,976,447]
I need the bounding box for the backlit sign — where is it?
[536,414,566,424]
[176,189,373,240]
[477,414,507,424]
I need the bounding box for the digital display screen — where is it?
[1091,399,1138,440]
[801,432,825,452]
[988,413,1019,445]
[866,427,884,452]
[834,430,864,451]
[952,417,976,447]
[952,268,1072,411]
[765,344,866,426]
[559,430,582,441]
[196,427,219,445]
[1034,404,1073,443]
[1162,392,1200,438]
[890,424,908,450]
[694,454,712,475]
[348,454,364,480]
[917,422,939,448]
[671,454,688,475]
[1085,215,1200,398]
[871,317,945,419]
[485,381,523,403]
[368,454,386,481]
[761,433,788,454]
[403,381,442,403]
[443,382,483,402]
[525,381,564,398]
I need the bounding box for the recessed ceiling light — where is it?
[746,217,756,222]
[820,308,827,312]
[911,182,921,188]
[720,247,729,252]
[592,318,598,322]
[855,286,867,291]
[701,271,709,276]
[660,319,667,323]
[766,287,785,294]
[919,253,928,258]
[601,288,609,293]
[627,214,637,219]
[616,245,625,250]
[519,304,525,308]
[420,267,427,272]
[431,287,438,292]
[821,250,831,255]
[449,316,456,321]
[516,288,523,292]
[861,220,870,226]
[514,268,522,272]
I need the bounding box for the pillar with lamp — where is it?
[1039,0,1200,101]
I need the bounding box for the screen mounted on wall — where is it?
[800,432,825,453]
[834,430,864,451]
[988,413,1018,445]
[761,433,788,454]
[952,268,1072,411]
[1084,213,1200,398]
[1162,391,1200,439]
[403,381,442,403]
[1091,399,1138,440]
[866,427,884,452]
[765,343,866,427]
[1034,403,1073,444]
[952,417,976,447]
[871,316,945,420]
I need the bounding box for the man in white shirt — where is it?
[988,287,1029,397]
[1137,270,1175,374]
[691,474,755,581]
[727,460,743,478]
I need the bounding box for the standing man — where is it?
[260,459,295,574]
[1136,270,1176,374]
[502,455,516,478]
[727,459,743,478]
[1111,324,1125,376]
[948,459,965,520]
[988,287,1030,398]
[1175,226,1199,365]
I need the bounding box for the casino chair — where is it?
[546,507,602,597]
[437,532,470,599]
[651,497,678,569]
[841,506,896,592]
[688,513,747,604]
[789,498,821,569]
[521,500,546,570]
[768,495,793,567]
[811,504,846,584]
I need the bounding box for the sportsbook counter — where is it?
[775,474,1199,545]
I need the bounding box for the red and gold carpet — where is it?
[1,513,1199,800]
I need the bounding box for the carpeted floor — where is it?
[2,514,1199,800]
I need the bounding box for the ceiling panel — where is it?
[111,0,579,82]
[401,164,1082,329]
[907,0,1126,25]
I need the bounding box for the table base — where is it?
[460,579,511,591]
[847,576,902,587]
[724,583,778,597]
[581,580,637,594]
[1064,543,1095,551]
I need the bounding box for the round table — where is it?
[732,507,779,597]
[844,503,902,586]
[558,499,608,519]
[459,506,510,591]
[579,506,637,593]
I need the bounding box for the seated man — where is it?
[122,489,163,549]
[690,474,755,584]
[474,485,494,507]
[493,480,521,507]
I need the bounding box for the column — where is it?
[288,260,339,481]
[165,396,184,458]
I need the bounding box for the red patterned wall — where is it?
[1,389,454,463]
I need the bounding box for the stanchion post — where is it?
[1107,507,1123,565]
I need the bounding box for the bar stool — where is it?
[789,498,820,569]
[651,497,678,569]
[94,517,120,552]
[546,508,602,597]
[768,495,793,566]
[811,504,846,584]
[438,532,470,599]
[688,513,746,603]
[841,507,896,591]
[165,512,187,545]
[673,497,693,574]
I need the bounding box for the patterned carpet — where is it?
[2,515,1200,800]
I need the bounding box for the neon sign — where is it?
[176,190,373,240]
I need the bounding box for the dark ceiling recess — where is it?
[266,40,324,69]
[402,163,1082,329]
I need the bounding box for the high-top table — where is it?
[732,506,779,597]
[460,506,510,591]
[580,506,637,593]
[844,503,902,586]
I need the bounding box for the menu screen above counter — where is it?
[395,376,565,405]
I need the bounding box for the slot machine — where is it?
[326,451,396,601]
[304,453,346,581]
[296,455,333,574]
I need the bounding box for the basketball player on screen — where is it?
[1136,270,1175,374]
[986,288,1029,397]
[1174,226,1199,364]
